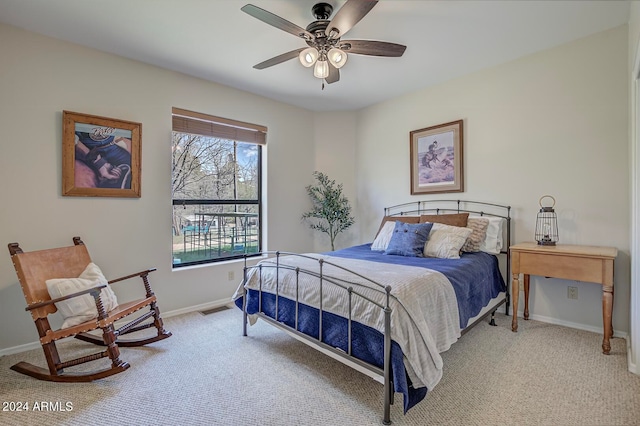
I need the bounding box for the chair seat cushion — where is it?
[46,263,118,328]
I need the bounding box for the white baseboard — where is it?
[162,297,235,319]
[0,341,42,357]
[0,297,235,357]
[515,310,629,340]
[0,304,625,357]
[628,339,638,375]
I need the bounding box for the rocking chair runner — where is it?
[7,237,171,382]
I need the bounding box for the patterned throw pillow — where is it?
[470,215,505,254]
[423,223,473,259]
[384,221,434,257]
[462,217,490,252]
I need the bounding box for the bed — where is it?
[233,200,511,424]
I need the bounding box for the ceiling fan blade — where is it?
[325,0,378,38]
[326,64,340,84]
[253,48,305,70]
[340,40,406,57]
[242,4,314,40]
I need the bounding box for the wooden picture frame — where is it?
[410,119,463,195]
[62,111,141,197]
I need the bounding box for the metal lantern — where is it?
[535,195,558,246]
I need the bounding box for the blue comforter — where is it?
[330,244,506,329]
[236,244,505,413]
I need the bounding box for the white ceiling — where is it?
[0,0,631,111]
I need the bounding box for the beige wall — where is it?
[355,26,630,335]
[311,111,359,251]
[0,23,316,350]
[0,21,632,353]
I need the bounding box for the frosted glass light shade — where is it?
[313,60,329,79]
[327,48,348,69]
[299,47,319,68]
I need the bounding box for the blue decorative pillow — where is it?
[384,221,434,257]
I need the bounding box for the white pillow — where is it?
[371,221,396,251]
[423,223,473,259]
[470,215,505,255]
[46,263,118,329]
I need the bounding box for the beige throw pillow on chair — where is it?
[46,262,118,329]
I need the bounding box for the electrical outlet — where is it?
[567,286,578,300]
[228,271,235,281]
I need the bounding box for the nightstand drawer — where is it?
[518,252,605,284]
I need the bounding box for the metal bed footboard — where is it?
[241,251,396,424]
[241,200,512,425]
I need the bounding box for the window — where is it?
[171,108,264,267]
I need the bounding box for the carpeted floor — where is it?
[0,307,638,425]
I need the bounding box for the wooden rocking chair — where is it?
[7,237,171,382]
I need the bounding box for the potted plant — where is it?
[302,171,355,251]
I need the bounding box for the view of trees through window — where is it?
[172,131,261,267]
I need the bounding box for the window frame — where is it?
[171,108,265,268]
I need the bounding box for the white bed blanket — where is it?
[235,253,461,390]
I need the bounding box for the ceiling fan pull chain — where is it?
[322,81,325,90]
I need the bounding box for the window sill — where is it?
[171,253,268,272]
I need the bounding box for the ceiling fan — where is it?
[241,0,407,85]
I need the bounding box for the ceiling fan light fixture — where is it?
[313,59,329,79]
[299,47,319,67]
[242,1,406,86]
[327,48,348,69]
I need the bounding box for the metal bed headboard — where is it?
[384,199,512,315]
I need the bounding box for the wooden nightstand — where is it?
[509,242,618,354]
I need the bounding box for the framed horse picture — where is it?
[62,111,142,197]
[409,120,463,195]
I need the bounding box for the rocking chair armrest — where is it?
[107,268,157,285]
[25,284,107,311]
